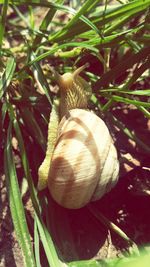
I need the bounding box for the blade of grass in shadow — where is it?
[0,57,16,99]
[8,0,101,39]
[13,5,31,28]
[6,101,40,213]
[18,41,98,74]
[11,107,62,267]
[91,95,150,153]
[105,15,133,36]
[47,0,150,42]
[6,101,62,266]
[11,5,45,38]
[4,122,36,267]
[125,37,141,53]
[64,24,142,49]
[87,204,139,256]
[35,39,99,55]
[5,0,150,36]
[33,0,65,46]
[101,99,114,113]
[111,95,150,108]
[20,107,46,151]
[94,46,150,89]
[1,101,8,127]
[100,89,150,96]
[48,0,101,42]
[32,37,149,69]
[14,127,62,267]
[108,113,150,154]
[123,58,150,90]
[35,213,62,267]
[30,52,52,104]
[0,0,8,47]
[137,106,150,119]
[99,91,150,119]
[44,196,79,260]
[100,0,108,36]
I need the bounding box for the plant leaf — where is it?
[0,57,16,99]
[4,121,36,267]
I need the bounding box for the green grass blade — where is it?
[47,1,101,42]
[39,0,65,29]
[12,120,40,214]
[105,14,137,36]
[101,99,114,112]
[13,5,31,28]
[94,46,150,89]
[20,107,46,151]
[1,101,8,127]
[46,198,79,260]
[123,59,150,90]
[0,57,16,99]
[29,6,35,30]
[11,108,61,267]
[18,41,98,73]
[34,219,41,267]
[111,95,150,108]
[8,0,101,39]
[35,213,61,267]
[6,100,40,218]
[92,94,150,150]
[4,122,36,267]
[11,105,60,266]
[0,0,8,47]
[30,52,52,104]
[123,90,150,96]
[109,114,150,153]
[68,252,150,267]
[100,89,150,96]
[137,106,150,119]
[88,204,139,255]
[33,0,65,46]
[79,27,141,48]
[48,0,150,42]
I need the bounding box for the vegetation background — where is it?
[0,0,150,266]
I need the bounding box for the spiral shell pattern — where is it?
[48,109,119,209]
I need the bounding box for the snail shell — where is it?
[48,108,119,209]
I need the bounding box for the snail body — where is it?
[38,64,119,209]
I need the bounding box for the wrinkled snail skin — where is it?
[38,99,60,190]
[48,109,119,209]
[51,63,91,119]
[38,64,91,191]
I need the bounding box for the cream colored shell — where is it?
[48,109,119,209]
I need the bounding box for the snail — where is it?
[38,64,119,209]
